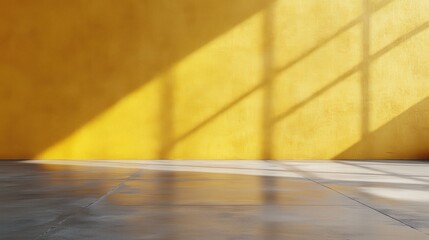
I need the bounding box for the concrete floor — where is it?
[1,160,428,240]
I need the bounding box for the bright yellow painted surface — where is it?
[0,0,428,159]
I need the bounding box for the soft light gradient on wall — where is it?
[0,0,428,159]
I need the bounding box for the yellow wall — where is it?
[0,0,428,160]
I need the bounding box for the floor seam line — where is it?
[33,169,143,240]
[269,160,429,237]
[314,181,429,237]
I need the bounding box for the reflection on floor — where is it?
[1,160,428,240]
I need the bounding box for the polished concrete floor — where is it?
[1,160,428,240]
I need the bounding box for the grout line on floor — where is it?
[34,169,143,240]
[269,160,429,237]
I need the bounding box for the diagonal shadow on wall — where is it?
[0,0,272,159]
[335,97,429,160]
[167,0,396,153]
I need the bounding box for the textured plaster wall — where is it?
[0,0,428,159]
